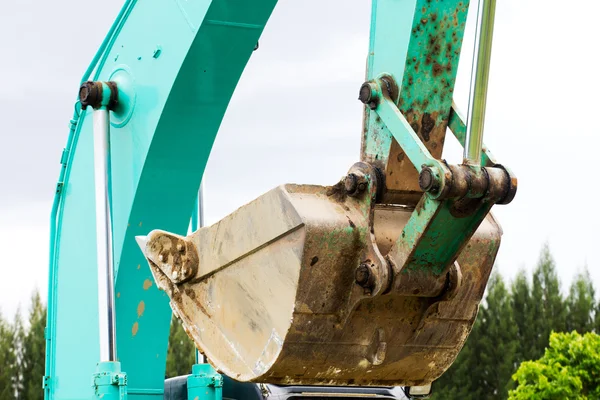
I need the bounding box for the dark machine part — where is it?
[164,376,408,400]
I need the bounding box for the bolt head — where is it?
[359,83,373,104]
[355,264,371,287]
[345,174,358,194]
[79,81,102,110]
[419,167,439,193]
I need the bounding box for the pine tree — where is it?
[477,272,519,399]
[530,244,566,356]
[511,270,536,362]
[432,316,485,400]
[565,269,595,334]
[165,316,196,378]
[595,300,600,334]
[12,310,24,398]
[19,291,47,400]
[0,311,18,400]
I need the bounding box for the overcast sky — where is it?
[1,0,599,318]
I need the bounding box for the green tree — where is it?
[166,316,196,378]
[595,300,600,334]
[511,270,536,362]
[477,272,519,399]
[433,272,518,400]
[19,291,47,400]
[566,269,595,334]
[509,331,600,399]
[12,310,24,398]
[530,244,566,355]
[0,311,18,400]
[432,317,484,400]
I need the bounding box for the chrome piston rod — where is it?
[193,183,206,364]
[464,0,497,166]
[93,108,117,362]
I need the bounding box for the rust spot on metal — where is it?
[410,122,420,135]
[132,322,139,336]
[143,279,153,290]
[137,301,145,317]
[137,264,141,270]
[421,113,435,142]
[116,292,121,298]
[432,62,444,77]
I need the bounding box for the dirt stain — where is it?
[137,301,145,318]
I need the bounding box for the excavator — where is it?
[44,0,516,399]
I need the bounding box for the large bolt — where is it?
[419,166,440,194]
[344,174,358,194]
[355,264,373,288]
[358,82,379,110]
[79,81,118,110]
[79,81,103,110]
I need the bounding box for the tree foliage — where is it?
[166,315,196,378]
[566,270,596,334]
[0,291,47,400]
[0,311,18,400]
[509,331,600,399]
[432,245,599,400]
[20,292,46,400]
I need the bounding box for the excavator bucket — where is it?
[132,0,519,387]
[137,176,501,386]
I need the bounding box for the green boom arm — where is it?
[46,1,277,399]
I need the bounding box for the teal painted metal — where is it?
[396,0,468,127]
[187,364,223,400]
[362,0,417,165]
[356,0,505,277]
[365,76,498,275]
[45,1,278,399]
[45,0,136,395]
[374,90,438,170]
[92,362,128,400]
[396,195,494,275]
[362,0,471,202]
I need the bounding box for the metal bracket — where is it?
[42,375,51,389]
[187,364,223,400]
[356,74,517,296]
[92,362,128,400]
[359,76,516,205]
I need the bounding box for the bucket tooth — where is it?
[140,183,500,386]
